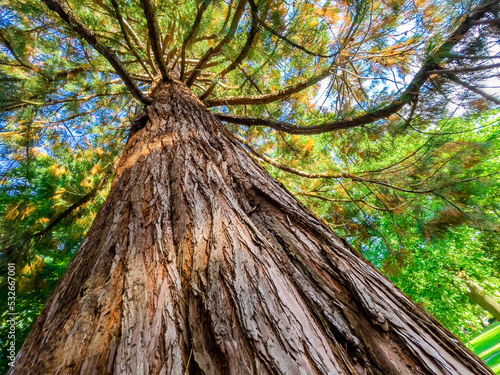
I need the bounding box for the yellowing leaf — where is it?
[50,164,67,177]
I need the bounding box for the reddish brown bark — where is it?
[9,82,492,374]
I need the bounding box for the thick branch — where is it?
[461,274,500,321]
[215,0,500,132]
[199,6,259,100]
[40,0,152,103]
[447,53,500,61]
[471,16,500,25]
[185,0,247,87]
[0,29,39,72]
[214,99,407,134]
[179,0,211,81]
[140,0,171,82]
[110,0,154,80]
[205,66,332,107]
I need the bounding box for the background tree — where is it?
[1,0,500,373]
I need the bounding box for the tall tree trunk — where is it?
[464,277,500,322]
[10,82,492,375]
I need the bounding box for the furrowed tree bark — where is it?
[9,81,493,375]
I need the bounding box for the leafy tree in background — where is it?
[0,0,500,373]
[0,126,118,370]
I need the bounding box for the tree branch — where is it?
[33,162,117,238]
[233,132,500,197]
[470,16,500,25]
[40,0,153,103]
[447,53,500,61]
[426,62,500,75]
[232,132,442,193]
[215,0,500,132]
[232,133,343,178]
[248,0,336,59]
[298,191,373,204]
[447,74,500,105]
[92,0,146,50]
[199,5,259,100]
[302,192,413,212]
[179,0,211,81]
[214,99,406,134]
[110,0,154,80]
[139,0,171,82]
[191,0,234,45]
[0,93,118,113]
[0,29,39,72]
[205,66,332,107]
[185,0,247,87]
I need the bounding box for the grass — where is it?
[470,321,500,374]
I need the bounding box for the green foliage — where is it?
[0,119,119,373]
[389,226,500,340]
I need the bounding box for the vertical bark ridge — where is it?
[10,81,493,375]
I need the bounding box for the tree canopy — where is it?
[1,0,500,371]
